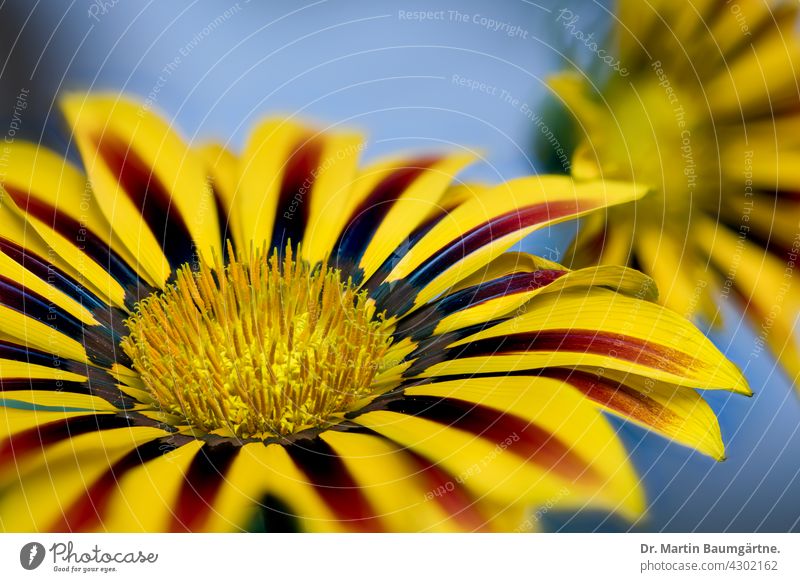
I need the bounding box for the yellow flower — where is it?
[546,0,800,387]
[0,94,747,532]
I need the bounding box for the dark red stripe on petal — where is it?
[381,396,601,485]
[245,493,301,532]
[541,369,679,431]
[92,134,197,271]
[333,158,438,281]
[288,437,383,532]
[210,184,234,258]
[406,330,691,377]
[0,414,133,468]
[269,134,324,254]
[405,449,490,531]
[169,442,238,532]
[51,437,180,532]
[376,200,594,316]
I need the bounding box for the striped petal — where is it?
[541,368,726,460]
[0,425,168,531]
[405,287,749,394]
[354,376,646,521]
[235,119,366,264]
[60,94,222,285]
[372,177,646,316]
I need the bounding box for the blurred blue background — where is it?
[1,0,797,532]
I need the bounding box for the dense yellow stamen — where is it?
[121,245,393,438]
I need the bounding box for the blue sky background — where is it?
[1,0,798,532]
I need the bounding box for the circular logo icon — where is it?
[20,542,46,570]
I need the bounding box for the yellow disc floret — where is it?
[121,245,393,438]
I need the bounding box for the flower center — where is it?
[558,75,720,226]
[121,246,393,439]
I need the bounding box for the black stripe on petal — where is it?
[0,341,136,408]
[245,494,301,533]
[269,134,324,255]
[210,183,234,259]
[3,187,153,304]
[361,196,458,294]
[288,436,382,531]
[0,341,140,410]
[0,238,106,312]
[0,239,145,340]
[332,158,437,282]
[0,275,124,368]
[0,368,138,410]
[400,321,508,377]
[92,134,197,272]
[1,339,69,369]
[392,271,566,342]
[373,200,587,316]
[170,441,239,532]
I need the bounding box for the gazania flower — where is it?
[545,0,800,387]
[0,94,746,532]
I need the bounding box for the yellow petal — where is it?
[386,177,647,312]
[429,288,749,394]
[102,440,204,532]
[321,431,476,532]
[61,93,221,284]
[356,376,646,522]
[0,426,167,531]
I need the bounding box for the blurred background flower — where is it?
[544,0,800,391]
[1,0,798,532]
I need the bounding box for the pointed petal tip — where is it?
[736,379,754,398]
[707,441,727,463]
